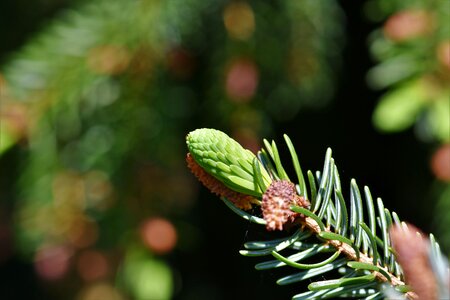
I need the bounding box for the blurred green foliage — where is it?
[119,245,173,300]
[0,0,344,298]
[366,0,450,254]
[366,0,449,142]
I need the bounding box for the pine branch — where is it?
[186,128,449,299]
[297,213,408,288]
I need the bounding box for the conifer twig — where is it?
[185,128,447,299]
[298,215,417,299]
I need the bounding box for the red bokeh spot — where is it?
[431,144,450,182]
[34,245,72,281]
[140,218,177,254]
[68,217,99,249]
[225,58,259,102]
[76,250,110,281]
[383,10,433,42]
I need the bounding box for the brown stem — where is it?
[299,215,418,299]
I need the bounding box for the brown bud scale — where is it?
[186,153,257,210]
[261,180,310,231]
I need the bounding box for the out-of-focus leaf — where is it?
[367,55,422,89]
[427,93,450,142]
[120,246,173,300]
[372,80,427,132]
[0,124,18,154]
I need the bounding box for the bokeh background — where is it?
[0,0,448,299]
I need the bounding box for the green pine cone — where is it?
[186,128,271,197]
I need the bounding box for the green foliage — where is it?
[367,0,450,143]
[366,0,450,261]
[187,128,448,299]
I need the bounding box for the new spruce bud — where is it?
[186,128,271,197]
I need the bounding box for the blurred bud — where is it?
[76,250,109,281]
[390,224,438,300]
[383,10,433,42]
[431,144,450,182]
[77,282,124,300]
[223,2,255,40]
[436,41,450,71]
[225,58,259,102]
[34,245,72,281]
[87,45,130,75]
[166,47,196,79]
[140,218,177,254]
